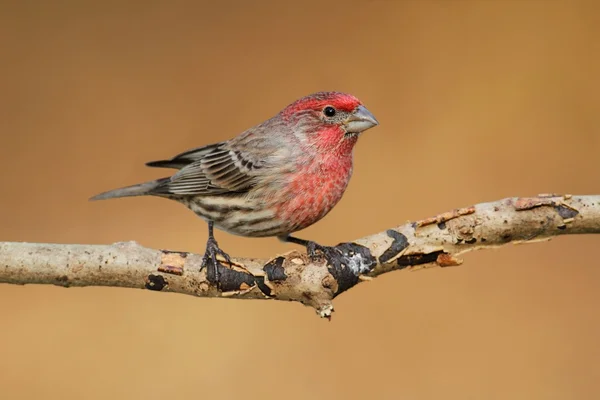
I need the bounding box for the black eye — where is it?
[323,106,336,117]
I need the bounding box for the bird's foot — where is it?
[278,235,339,263]
[201,236,232,284]
[306,241,340,262]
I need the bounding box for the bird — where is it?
[90,91,379,281]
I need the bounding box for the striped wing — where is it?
[150,141,266,196]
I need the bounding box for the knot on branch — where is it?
[313,242,378,296]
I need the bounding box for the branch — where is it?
[1,194,599,318]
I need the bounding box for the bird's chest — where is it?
[275,157,353,231]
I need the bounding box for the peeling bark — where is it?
[1,194,599,318]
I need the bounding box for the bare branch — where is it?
[1,194,599,318]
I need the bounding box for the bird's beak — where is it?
[344,105,379,134]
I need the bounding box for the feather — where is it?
[150,132,276,196]
[145,142,226,169]
[90,178,169,200]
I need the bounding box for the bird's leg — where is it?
[278,235,335,261]
[201,221,232,285]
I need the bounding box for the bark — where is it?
[1,194,598,318]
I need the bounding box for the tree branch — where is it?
[1,194,599,318]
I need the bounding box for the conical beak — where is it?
[345,105,379,134]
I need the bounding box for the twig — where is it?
[1,194,598,318]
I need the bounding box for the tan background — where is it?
[1,1,599,399]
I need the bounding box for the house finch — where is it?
[91,91,379,279]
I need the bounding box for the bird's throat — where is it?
[314,126,358,157]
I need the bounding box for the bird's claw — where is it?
[306,241,340,262]
[201,237,232,284]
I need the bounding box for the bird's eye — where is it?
[323,106,336,117]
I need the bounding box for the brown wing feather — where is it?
[150,137,267,196]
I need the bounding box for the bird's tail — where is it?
[89,178,169,201]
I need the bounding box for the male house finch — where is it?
[91,91,378,278]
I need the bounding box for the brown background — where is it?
[1,1,599,399]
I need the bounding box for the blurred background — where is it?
[1,1,599,399]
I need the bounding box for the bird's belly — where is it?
[180,195,284,237]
